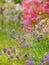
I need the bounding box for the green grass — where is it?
[0,17,49,65]
[0,27,49,65]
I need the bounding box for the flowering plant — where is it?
[21,0,49,31]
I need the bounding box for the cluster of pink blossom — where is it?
[21,0,49,31]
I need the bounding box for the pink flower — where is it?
[42,0,49,14]
[21,0,49,31]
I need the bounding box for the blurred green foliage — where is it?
[0,0,22,4]
[13,0,22,4]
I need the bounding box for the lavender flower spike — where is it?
[25,60,34,65]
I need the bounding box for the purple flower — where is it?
[22,37,26,42]
[44,52,49,65]
[32,32,37,36]
[39,34,43,39]
[25,43,29,50]
[20,22,24,28]
[46,60,49,65]
[36,27,40,31]
[3,48,7,53]
[39,57,44,63]
[45,56,49,65]
[36,17,40,22]
[25,60,34,65]
[11,29,16,33]
[10,33,14,38]
[18,51,22,56]
[7,50,11,55]
[39,24,43,28]
[44,52,49,58]
[10,33,16,40]
[29,54,33,60]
